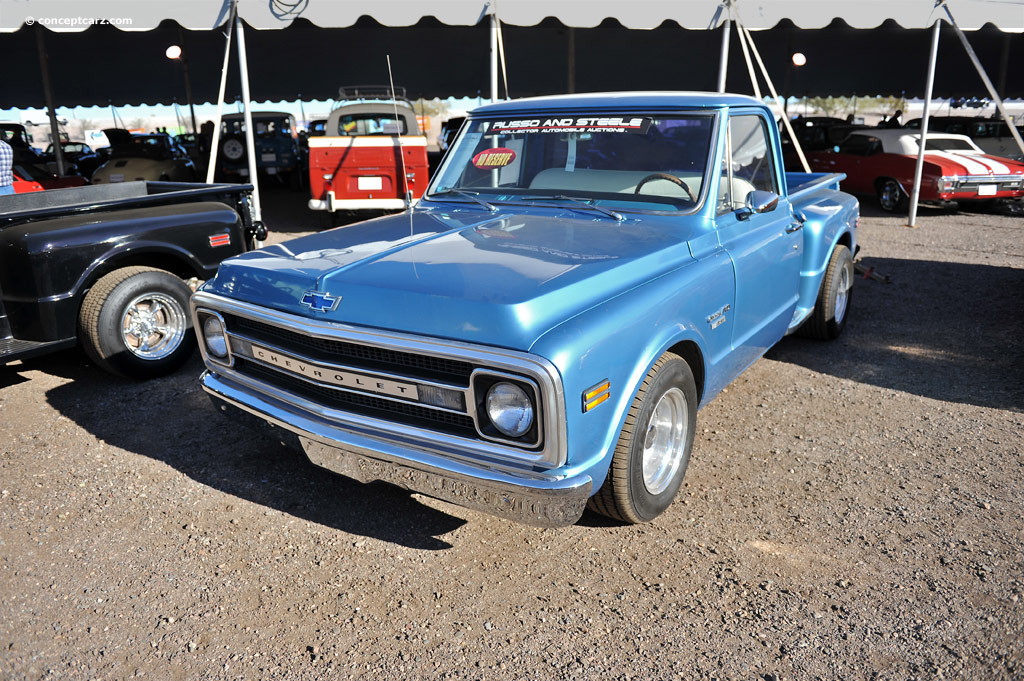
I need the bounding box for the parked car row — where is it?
[783,115,1024,211]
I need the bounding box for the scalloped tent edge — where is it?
[1,0,1022,32]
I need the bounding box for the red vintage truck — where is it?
[307,87,429,213]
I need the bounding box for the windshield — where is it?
[336,113,407,136]
[428,113,716,212]
[110,136,171,159]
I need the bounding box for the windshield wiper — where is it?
[431,188,497,212]
[534,195,624,222]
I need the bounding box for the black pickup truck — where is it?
[0,181,264,378]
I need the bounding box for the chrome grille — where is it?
[237,359,478,438]
[225,314,475,384]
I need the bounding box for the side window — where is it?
[719,114,777,212]
[839,135,872,156]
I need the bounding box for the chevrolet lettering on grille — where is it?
[250,345,419,400]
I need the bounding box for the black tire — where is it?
[588,353,697,524]
[799,244,854,340]
[876,178,906,212]
[78,267,195,379]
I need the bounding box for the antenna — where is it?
[386,55,412,206]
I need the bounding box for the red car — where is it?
[808,130,1024,211]
[12,172,44,193]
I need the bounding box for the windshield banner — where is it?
[489,117,653,135]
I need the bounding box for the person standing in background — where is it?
[0,138,14,196]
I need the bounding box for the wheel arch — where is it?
[874,175,908,196]
[72,243,204,309]
[665,338,706,406]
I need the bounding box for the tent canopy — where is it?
[1,1,1022,108]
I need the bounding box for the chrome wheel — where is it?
[834,262,851,323]
[120,292,187,361]
[879,180,901,212]
[641,387,689,495]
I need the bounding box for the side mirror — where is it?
[745,190,780,215]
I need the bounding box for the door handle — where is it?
[786,223,803,233]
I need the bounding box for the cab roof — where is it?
[472,91,764,116]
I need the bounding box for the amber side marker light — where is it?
[583,380,611,412]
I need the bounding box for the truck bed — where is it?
[0,181,253,224]
[786,172,846,205]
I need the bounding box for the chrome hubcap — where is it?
[120,292,187,361]
[881,182,899,210]
[641,387,689,495]
[835,263,851,323]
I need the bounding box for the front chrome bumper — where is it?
[202,371,592,528]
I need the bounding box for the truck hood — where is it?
[205,206,698,350]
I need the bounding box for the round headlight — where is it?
[203,315,228,358]
[485,382,534,438]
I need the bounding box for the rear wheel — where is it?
[799,244,854,340]
[78,267,195,379]
[876,178,906,212]
[588,354,697,524]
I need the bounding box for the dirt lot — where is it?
[1,190,1022,680]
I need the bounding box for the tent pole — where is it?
[907,20,940,229]
[717,15,730,93]
[178,27,198,134]
[734,16,761,100]
[490,11,499,102]
[206,16,234,184]
[940,1,1024,159]
[34,26,65,177]
[567,28,576,94]
[739,24,809,173]
[235,12,263,246]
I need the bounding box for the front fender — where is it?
[529,250,735,489]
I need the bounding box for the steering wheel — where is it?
[634,173,697,203]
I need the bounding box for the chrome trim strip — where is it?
[203,372,591,528]
[191,290,567,468]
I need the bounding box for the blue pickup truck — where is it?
[191,93,858,527]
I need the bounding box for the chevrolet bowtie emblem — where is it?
[299,290,341,313]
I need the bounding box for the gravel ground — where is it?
[1,188,1022,680]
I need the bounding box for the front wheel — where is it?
[78,267,195,379]
[799,244,853,340]
[588,353,697,524]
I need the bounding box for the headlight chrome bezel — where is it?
[197,309,233,366]
[472,370,542,449]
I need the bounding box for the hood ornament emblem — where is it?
[299,290,341,313]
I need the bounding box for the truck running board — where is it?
[0,338,76,365]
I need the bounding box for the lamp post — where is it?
[783,52,806,113]
[165,42,198,134]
